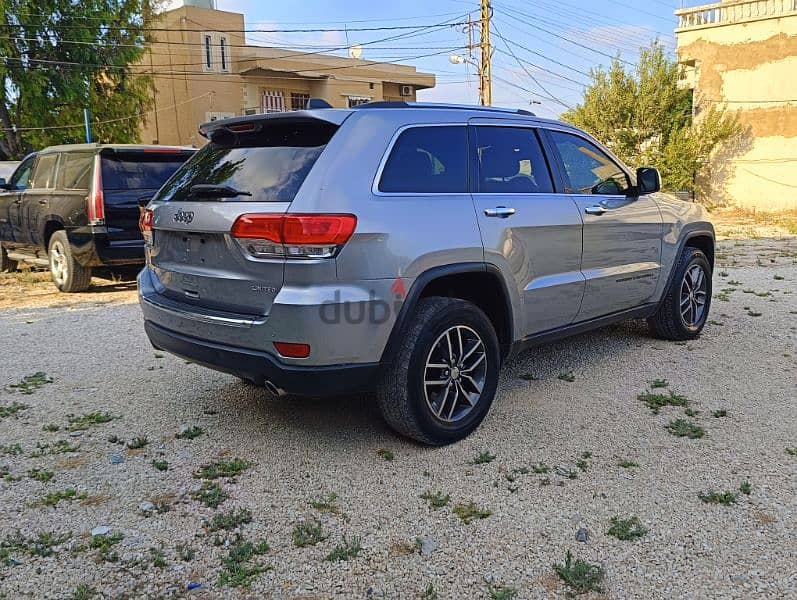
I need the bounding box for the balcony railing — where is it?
[676,0,797,31]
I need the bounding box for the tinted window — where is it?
[157,120,337,203]
[379,126,468,193]
[30,154,58,189]
[58,153,94,190]
[101,154,190,191]
[7,155,35,191]
[548,130,629,195]
[474,127,553,194]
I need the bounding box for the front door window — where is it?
[548,130,630,195]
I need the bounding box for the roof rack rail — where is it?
[352,100,535,117]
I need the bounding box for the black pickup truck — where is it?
[0,144,194,291]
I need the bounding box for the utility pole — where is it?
[83,109,92,143]
[478,0,492,106]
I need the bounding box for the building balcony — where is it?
[675,0,797,31]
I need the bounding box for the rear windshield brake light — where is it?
[227,123,257,133]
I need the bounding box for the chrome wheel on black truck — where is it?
[48,231,92,293]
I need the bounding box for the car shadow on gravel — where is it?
[205,383,398,447]
[200,319,656,447]
[502,319,654,379]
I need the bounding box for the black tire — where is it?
[0,243,18,273]
[48,230,92,293]
[376,297,501,446]
[647,246,712,340]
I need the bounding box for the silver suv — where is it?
[138,102,714,445]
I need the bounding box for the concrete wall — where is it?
[676,8,797,211]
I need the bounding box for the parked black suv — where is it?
[0,144,194,291]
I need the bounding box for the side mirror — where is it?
[636,167,661,194]
[0,178,7,189]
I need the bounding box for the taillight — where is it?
[231,214,356,259]
[139,208,154,248]
[88,156,105,225]
[139,208,154,233]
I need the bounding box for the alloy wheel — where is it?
[50,241,68,286]
[680,264,707,328]
[423,325,488,423]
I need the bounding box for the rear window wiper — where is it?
[189,184,252,198]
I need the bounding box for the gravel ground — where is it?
[0,233,795,600]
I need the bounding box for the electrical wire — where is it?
[493,4,638,67]
[3,46,463,76]
[0,20,471,34]
[492,23,573,109]
[0,92,213,132]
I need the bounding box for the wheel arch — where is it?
[41,217,65,250]
[683,233,714,269]
[661,226,715,299]
[380,263,515,364]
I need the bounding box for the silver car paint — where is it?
[139,106,713,368]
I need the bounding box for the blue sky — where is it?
[214,0,692,119]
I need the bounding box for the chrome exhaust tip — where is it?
[263,380,287,397]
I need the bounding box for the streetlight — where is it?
[449,54,471,66]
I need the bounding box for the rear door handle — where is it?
[38,199,47,205]
[584,205,607,215]
[484,207,516,218]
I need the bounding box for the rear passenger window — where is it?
[7,155,34,191]
[379,126,467,194]
[547,130,630,195]
[58,153,94,190]
[102,154,188,191]
[473,127,553,194]
[30,154,59,189]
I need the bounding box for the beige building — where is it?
[675,0,797,211]
[141,1,435,147]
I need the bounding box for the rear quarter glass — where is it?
[155,120,339,203]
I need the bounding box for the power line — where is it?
[737,166,797,189]
[1,20,470,34]
[491,57,585,93]
[603,0,677,24]
[0,92,213,132]
[0,35,463,52]
[491,33,590,81]
[504,0,674,42]
[493,4,639,66]
[492,23,572,109]
[12,10,468,26]
[6,46,463,77]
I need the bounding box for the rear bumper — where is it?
[95,238,145,266]
[143,320,379,397]
[67,228,144,267]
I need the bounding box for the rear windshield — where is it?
[155,120,338,203]
[101,153,191,191]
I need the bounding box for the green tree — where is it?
[0,0,156,159]
[562,42,743,201]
